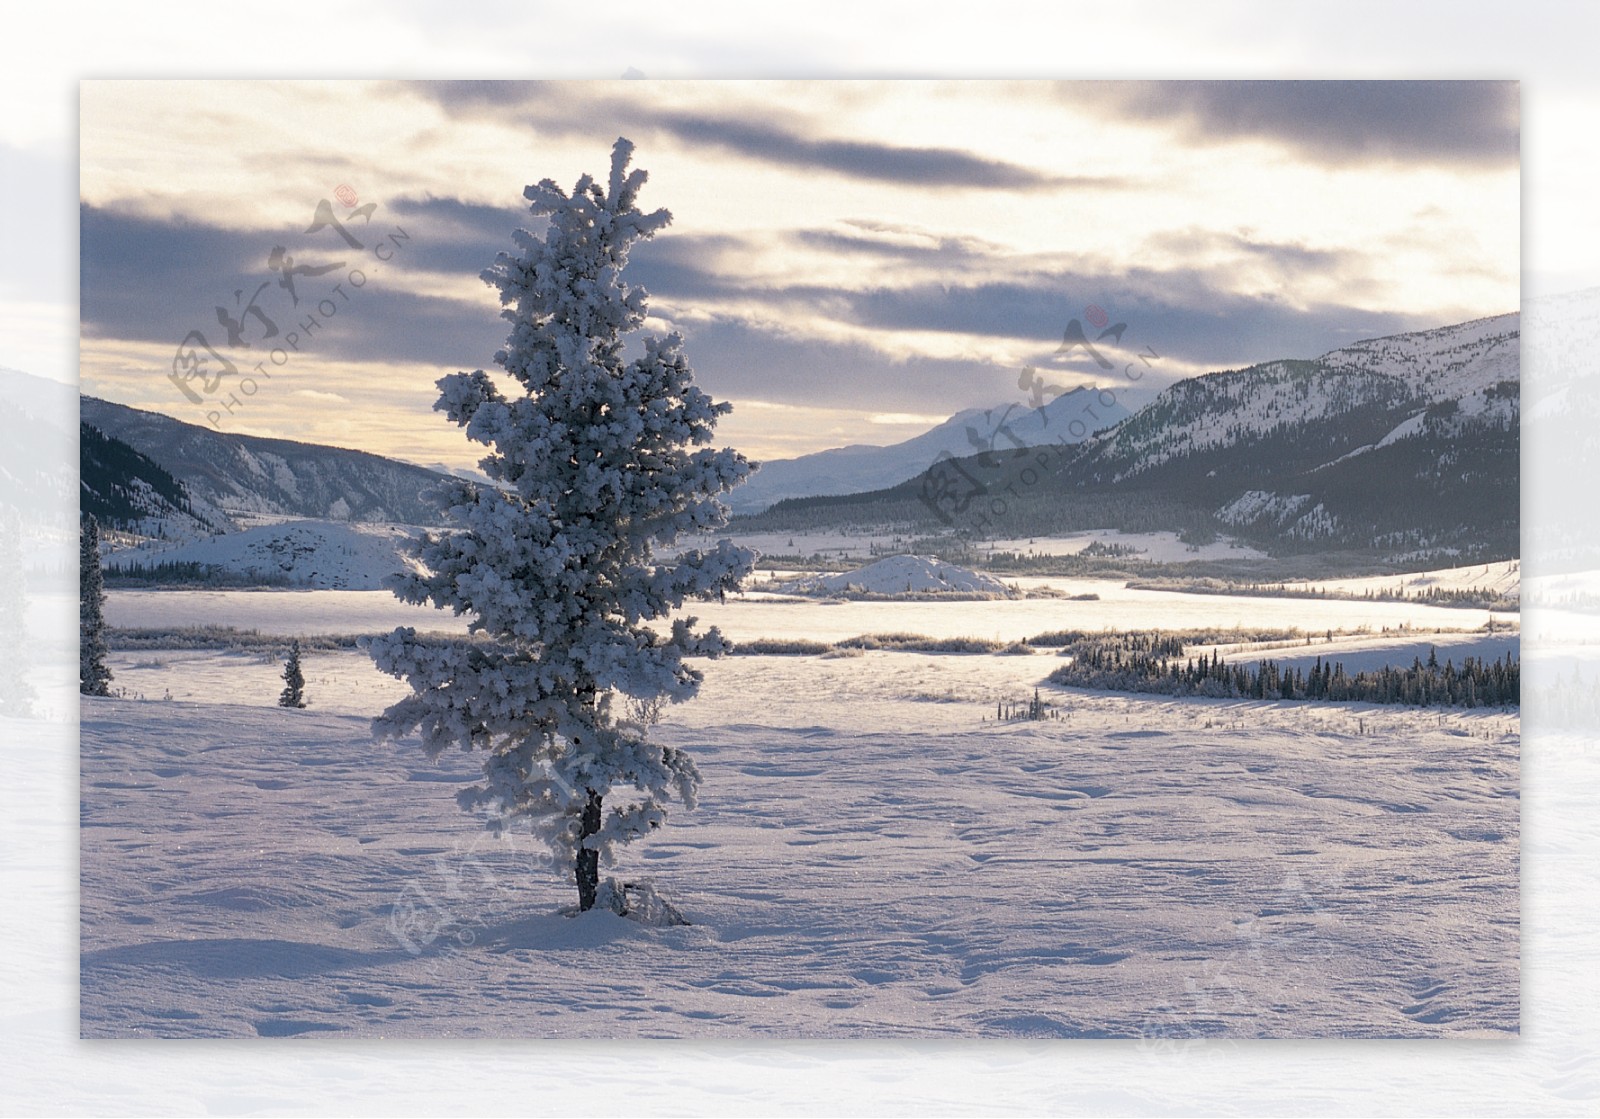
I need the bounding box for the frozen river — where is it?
[106,579,1517,646]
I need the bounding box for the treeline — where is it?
[80,423,199,530]
[103,560,297,588]
[1537,671,1600,730]
[106,626,360,652]
[727,632,1032,656]
[736,475,1220,543]
[1028,626,1298,651]
[1046,633,1519,708]
[1123,577,1516,611]
[107,625,496,651]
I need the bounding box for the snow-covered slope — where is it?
[0,367,75,527]
[109,520,421,589]
[1319,312,1519,416]
[80,422,230,542]
[735,312,1519,564]
[728,388,1131,514]
[1054,313,1521,557]
[1085,313,1519,484]
[1522,287,1600,572]
[80,396,456,527]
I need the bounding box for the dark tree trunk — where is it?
[575,788,602,911]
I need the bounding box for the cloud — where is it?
[79,199,1496,429]
[401,81,1117,192]
[788,225,1000,266]
[638,108,1112,191]
[1067,80,1518,168]
[79,203,506,373]
[870,412,953,426]
[385,195,529,277]
[634,223,1404,368]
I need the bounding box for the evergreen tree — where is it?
[367,139,755,913]
[79,514,112,697]
[279,639,307,708]
[0,507,38,717]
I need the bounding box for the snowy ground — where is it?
[82,578,1521,1039]
[676,527,1265,564]
[104,633,1521,719]
[105,581,1517,646]
[1192,631,1521,676]
[1278,559,1521,600]
[774,554,1015,596]
[107,521,421,590]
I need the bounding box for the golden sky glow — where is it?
[78,79,1519,467]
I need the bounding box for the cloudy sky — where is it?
[78,79,1518,469]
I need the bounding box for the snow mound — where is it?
[782,555,1015,597]
[595,878,691,926]
[110,520,423,590]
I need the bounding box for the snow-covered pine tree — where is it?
[79,514,112,697]
[367,138,756,913]
[0,506,39,717]
[279,639,307,708]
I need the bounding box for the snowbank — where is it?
[108,520,423,590]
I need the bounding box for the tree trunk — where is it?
[575,788,602,911]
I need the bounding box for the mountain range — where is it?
[0,367,76,527]
[78,309,1521,569]
[729,386,1132,514]
[80,396,454,530]
[741,313,1520,564]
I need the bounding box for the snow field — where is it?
[683,528,1266,565]
[106,521,422,590]
[1190,632,1521,677]
[83,580,1522,1038]
[1278,559,1521,601]
[105,583,1518,647]
[81,672,1518,1038]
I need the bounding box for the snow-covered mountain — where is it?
[742,313,1520,564]
[80,396,457,528]
[1081,312,1518,484]
[417,461,497,487]
[1521,287,1600,573]
[1068,313,1518,555]
[0,367,75,526]
[728,387,1131,514]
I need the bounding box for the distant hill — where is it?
[0,367,75,526]
[1522,286,1600,574]
[741,313,1519,566]
[729,386,1132,514]
[80,396,456,527]
[80,423,229,538]
[106,519,420,590]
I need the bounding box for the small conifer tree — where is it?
[80,515,112,697]
[279,639,307,709]
[0,507,38,717]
